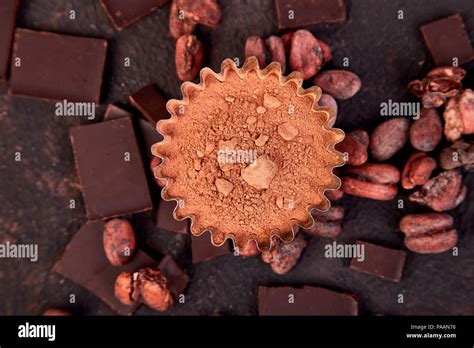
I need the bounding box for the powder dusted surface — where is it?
[156,62,342,249]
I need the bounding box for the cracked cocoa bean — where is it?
[289,29,324,80]
[265,36,286,72]
[303,206,344,238]
[261,232,307,275]
[115,272,134,305]
[399,213,457,254]
[103,219,136,266]
[176,0,221,27]
[439,140,474,170]
[409,170,467,211]
[342,163,399,200]
[313,70,361,100]
[169,0,197,39]
[175,34,204,81]
[444,89,474,142]
[370,118,410,161]
[318,93,338,127]
[335,129,369,166]
[410,108,442,152]
[401,152,436,189]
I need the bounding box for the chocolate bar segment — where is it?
[101,0,168,30]
[70,117,152,220]
[275,0,346,29]
[191,232,232,263]
[0,0,19,80]
[103,104,133,121]
[53,221,156,315]
[129,84,168,125]
[258,286,358,316]
[9,29,107,103]
[350,240,406,283]
[156,199,189,234]
[158,255,189,297]
[421,14,474,66]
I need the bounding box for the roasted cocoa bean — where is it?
[318,93,338,127]
[439,140,474,170]
[175,35,204,81]
[426,66,466,81]
[442,89,474,142]
[115,272,134,305]
[410,108,442,152]
[326,187,344,201]
[313,70,361,100]
[151,157,168,188]
[239,240,260,256]
[401,152,437,189]
[43,308,72,316]
[409,170,466,211]
[261,232,307,275]
[370,118,410,161]
[317,38,332,63]
[245,36,269,68]
[459,89,474,134]
[103,219,136,266]
[289,29,324,80]
[303,206,344,239]
[169,0,197,39]
[176,0,221,27]
[342,163,399,201]
[335,129,369,166]
[281,32,293,54]
[399,213,457,254]
[265,36,286,72]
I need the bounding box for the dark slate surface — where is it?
[0,0,473,315]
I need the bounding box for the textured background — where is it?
[0,0,473,315]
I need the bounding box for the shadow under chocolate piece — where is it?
[349,240,406,283]
[156,199,189,234]
[9,29,107,103]
[129,84,168,125]
[53,221,156,315]
[275,0,346,29]
[0,0,19,80]
[158,255,189,297]
[191,232,232,263]
[103,104,133,121]
[258,286,358,315]
[70,117,152,220]
[101,0,168,31]
[421,14,474,66]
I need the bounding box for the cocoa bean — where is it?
[289,29,324,80]
[245,36,269,68]
[175,35,204,81]
[313,70,361,100]
[261,233,306,275]
[103,219,136,266]
[439,140,474,170]
[326,187,344,201]
[318,93,338,127]
[239,240,260,256]
[176,0,221,27]
[169,0,197,39]
[303,206,344,239]
[370,118,410,161]
[342,177,397,201]
[280,32,293,55]
[458,88,474,134]
[401,152,436,189]
[400,213,453,236]
[151,157,167,188]
[409,170,466,211]
[335,129,369,166]
[265,35,286,72]
[410,108,442,152]
[345,163,400,184]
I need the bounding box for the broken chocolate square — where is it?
[9,29,107,103]
[156,199,189,234]
[258,286,358,315]
[129,84,168,125]
[421,14,474,66]
[53,221,156,315]
[349,240,406,283]
[0,0,19,80]
[158,255,189,297]
[275,0,346,29]
[70,116,152,220]
[103,104,133,121]
[101,0,168,30]
[191,232,232,263]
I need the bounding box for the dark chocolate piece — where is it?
[9,29,107,103]
[349,241,406,283]
[70,117,152,220]
[156,199,189,234]
[129,84,168,125]
[0,0,19,80]
[421,14,474,66]
[275,0,346,29]
[53,221,156,315]
[138,119,163,161]
[103,104,132,121]
[258,286,358,316]
[158,255,189,297]
[191,232,232,263]
[101,0,168,30]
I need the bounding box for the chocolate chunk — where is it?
[53,221,156,315]
[156,199,189,234]
[258,286,358,316]
[70,117,152,220]
[0,0,19,80]
[9,29,107,103]
[101,0,168,30]
[191,232,231,263]
[350,241,406,283]
[103,104,133,121]
[158,255,189,297]
[129,84,168,125]
[275,0,346,29]
[421,14,474,66]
